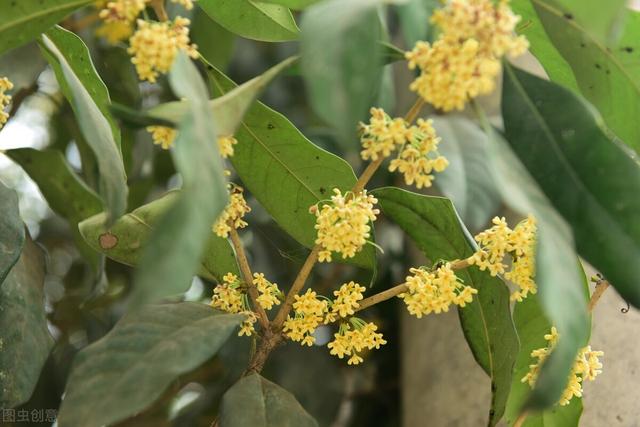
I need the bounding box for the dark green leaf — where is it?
[79,191,239,281]
[0,0,91,55]
[432,116,501,231]
[502,65,640,310]
[505,294,585,427]
[219,373,318,427]
[207,64,376,269]
[6,148,101,225]
[197,0,299,42]
[57,303,243,426]
[300,0,382,147]
[477,99,589,409]
[40,26,128,224]
[528,0,640,152]
[0,235,53,408]
[511,0,578,90]
[374,187,518,427]
[129,53,228,309]
[6,148,102,267]
[0,181,25,284]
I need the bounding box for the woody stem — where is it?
[149,0,169,21]
[229,228,270,330]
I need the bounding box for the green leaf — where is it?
[528,0,640,153]
[505,294,585,427]
[6,148,102,225]
[0,234,53,408]
[197,0,299,42]
[6,148,103,267]
[511,0,578,91]
[191,7,236,70]
[57,303,243,426]
[79,191,239,281]
[502,65,640,311]
[129,53,228,309]
[146,56,298,137]
[374,187,518,427]
[552,0,627,44]
[300,0,383,147]
[431,116,501,231]
[219,373,318,427]
[396,0,440,46]
[476,98,589,409]
[0,0,91,55]
[40,26,128,225]
[0,181,25,284]
[259,0,321,10]
[207,64,376,269]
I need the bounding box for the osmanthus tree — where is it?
[0,0,637,426]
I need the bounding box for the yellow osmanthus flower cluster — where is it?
[0,77,13,130]
[522,327,604,406]
[469,215,537,301]
[406,0,528,111]
[252,273,282,310]
[210,273,256,336]
[313,189,379,263]
[217,135,238,158]
[283,289,328,346]
[327,319,387,365]
[128,17,198,82]
[146,126,238,159]
[325,281,366,323]
[213,186,251,238]
[359,108,448,188]
[399,263,477,318]
[99,0,146,23]
[96,21,135,44]
[147,125,176,149]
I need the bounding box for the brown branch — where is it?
[514,411,528,427]
[229,228,270,330]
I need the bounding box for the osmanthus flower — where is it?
[147,125,176,149]
[469,215,538,301]
[398,262,477,318]
[522,327,604,406]
[213,186,251,238]
[146,126,238,159]
[252,272,282,311]
[431,0,529,59]
[128,17,198,82]
[327,318,387,365]
[217,135,238,158]
[406,0,527,111]
[283,289,329,346]
[210,273,256,336]
[325,281,366,323]
[99,0,147,23]
[312,189,379,263]
[388,118,449,189]
[359,107,410,161]
[0,77,13,130]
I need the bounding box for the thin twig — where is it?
[229,228,270,330]
[514,411,528,427]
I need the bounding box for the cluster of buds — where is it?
[0,77,13,129]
